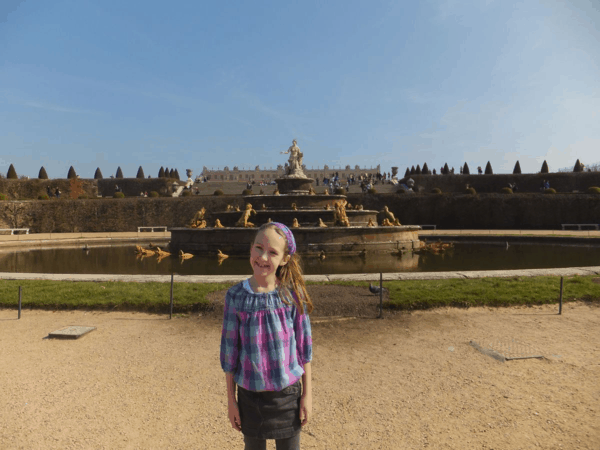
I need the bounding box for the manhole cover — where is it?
[48,326,96,340]
[470,338,543,362]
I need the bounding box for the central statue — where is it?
[280,139,306,178]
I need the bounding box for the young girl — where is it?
[220,222,313,450]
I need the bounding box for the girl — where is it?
[221,223,313,450]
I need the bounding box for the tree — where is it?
[484,161,493,175]
[158,167,165,178]
[169,169,175,178]
[513,161,522,174]
[164,167,169,178]
[136,166,145,179]
[410,166,415,175]
[67,166,77,179]
[94,168,103,179]
[174,169,180,180]
[463,162,470,175]
[573,159,583,172]
[404,168,411,178]
[415,164,421,175]
[7,164,17,179]
[116,167,124,178]
[422,163,429,175]
[541,160,549,174]
[443,163,449,175]
[38,167,49,179]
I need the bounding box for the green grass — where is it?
[0,280,231,313]
[311,275,600,310]
[1,276,598,313]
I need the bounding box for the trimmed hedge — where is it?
[465,187,477,195]
[588,186,600,194]
[544,188,557,194]
[149,191,159,198]
[501,187,513,194]
[214,189,224,196]
[113,192,125,198]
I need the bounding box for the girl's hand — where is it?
[300,393,312,426]
[228,399,241,432]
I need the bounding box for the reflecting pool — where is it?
[1,242,599,275]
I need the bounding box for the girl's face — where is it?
[250,227,290,278]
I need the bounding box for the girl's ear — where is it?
[280,254,291,266]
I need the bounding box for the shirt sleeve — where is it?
[220,290,239,374]
[293,305,313,366]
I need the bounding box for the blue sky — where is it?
[1,0,598,179]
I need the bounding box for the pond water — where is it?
[1,242,599,275]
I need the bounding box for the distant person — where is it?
[46,186,53,198]
[55,187,61,198]
[478,166,483,175]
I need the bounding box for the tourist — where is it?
[55,187,60,198]
[221,223,313,449]
[478,166,483,175]
[46,186,53,198]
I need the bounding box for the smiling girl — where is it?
[220,222,313,450]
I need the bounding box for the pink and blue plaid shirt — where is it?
[220,279,312,392]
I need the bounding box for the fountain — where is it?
[169,140,424,255]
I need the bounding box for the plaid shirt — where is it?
[220,279,312,392]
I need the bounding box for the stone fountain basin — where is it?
[243,194,348,210]
[169,226,423,255]
[207,209,376,227]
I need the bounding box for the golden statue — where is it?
[155,247,170,257]
[324,188,329,195]
[267,218,272,223]
[178,249,194,259]
[214,219,225,228]
[291,203,298,211]
[318,218,327,228]
[226,204,234,211]
[217,249,229,264]
[261,204,267,210]
[367,218,376,227]
[235,205,240,212]
[292,218,300,228]
[189,207,207,228]
[346,203,353,209]
[381,218,394,227]
[324,203,331,210]
[355,204,363,210]
[333,200,350,227]
[318,250,326,261]
[381,206,395,223]
[274,189,280,196]
[135,245,156,256]
[235,203,257,227]
[308,186,316,195]
[393,218,402,226]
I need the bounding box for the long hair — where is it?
[253,223,314,315]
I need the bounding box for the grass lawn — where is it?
[0,275,598,313]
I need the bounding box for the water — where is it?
[1,242,599,275]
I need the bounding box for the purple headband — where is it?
[270,222,297,255]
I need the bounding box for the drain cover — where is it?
[48,326,96,340]
[470,338,543,362]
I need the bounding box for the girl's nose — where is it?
[260,251,269,261]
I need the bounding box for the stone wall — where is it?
[1,193,599,232]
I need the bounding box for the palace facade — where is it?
[201,164,382,182]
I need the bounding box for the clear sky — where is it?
[1,0,598,179]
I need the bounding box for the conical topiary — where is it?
[174,169,180,180]
[541,160,549,174]
[513,161,522,174]
[116,167,124,178]
[573,159,583,172]
[404,168,410,178]
[38,166,49,179]
[415,164,421,175]
[158,167,165,178]
[164,167,169,178]
[169,169,175,178]
[136,166,145,179]
[443,163,449,175]
[410,166,415,175]
[67,166,77,179]
[422,163,429,175]
[94,167,103,179]
[7,164,17,179]
[484,161,493,175]
[463,162,470,175]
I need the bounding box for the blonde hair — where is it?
[253,224,314,315]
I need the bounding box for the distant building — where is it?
[201,164,382,182]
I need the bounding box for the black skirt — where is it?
[237,380,302,440]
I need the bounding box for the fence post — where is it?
[559,277,563,315]
[18,286,22,320]
[378,272,383,319]
[170,273,174,319]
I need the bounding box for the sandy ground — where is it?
[1,286,599,449]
